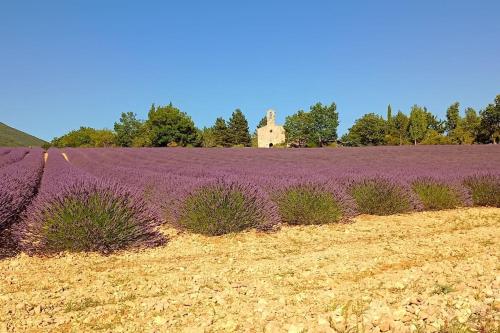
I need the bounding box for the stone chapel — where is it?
[257,109,285,148]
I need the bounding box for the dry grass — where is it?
[0,207,499,332]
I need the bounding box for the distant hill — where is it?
[0,122,47,147]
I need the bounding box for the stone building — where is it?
[257,109,285,148]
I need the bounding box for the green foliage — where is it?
[91,130,116,147]
[284,102,339,147]
[131,125,153,147]
[35,192,162,253]
[274,186,343,225]
[385,104,394,136]
[200,127,217,148]
[146,103,200,147]
[421,130,452,145]
[446,102,461,133]
[445,103,479,144]
[284,110,312,147]
[464,175,500,207]
[52,127,116,148]
[342,113,386,146]
[425,108,446,134]
[178,186,268,235]
[412,181,461,210]
[477,95,500,144]
[309,102,339,146]
[393,111,410,145]
[250,133,258,147]
[212,117,231,147]
[350,180,412,215]
[227,109,251,146]
[384,108,408,145]
[408,105,428,145]
[0,122,48,147]
[449,125,475,144]
[114,112,143,147]
[462,108,481,142]
[257,116,267,129]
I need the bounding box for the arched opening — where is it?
[269,143,274,148]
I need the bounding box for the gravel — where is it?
[0,207,499,332]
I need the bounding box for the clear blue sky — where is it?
[1,1,499,141]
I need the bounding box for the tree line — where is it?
[342,95,499,146]
[51,94,499,148]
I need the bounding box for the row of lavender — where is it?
[0,148,29,169]
[0,148,44,258]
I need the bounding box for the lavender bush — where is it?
[174,178,279,235]
[272,182,347,225]
[411,178,465,210]
[348,178,414,215]
[16,149,165,254]
[463,175,500,207]
[18,181,165,254]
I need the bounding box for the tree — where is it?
[445,102,460,133]
[385,104,394,135]
[408,105,428,145]
[478,95,500,144]
[92,129,116,147]
[257,116,267,129]
[212,117,231,147]
[383,104,401,145]
[114,112,143,147]
[146,103,199,147]
[444,102,473,144]
[424,108,445,134]
[131,126,152,147]
[341,113,386,146]
[284,110,312,147]
[200,127,217,148]
[421,130,452,145]
[309,102,339,146]
[393,111,410,145]
[52,127,116,147]
[227,109,251,146]
[463,107,481,142]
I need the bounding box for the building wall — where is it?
[257,110,286,148]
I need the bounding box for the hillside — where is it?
[0,122,47,147]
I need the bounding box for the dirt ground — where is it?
[1,208,499,333]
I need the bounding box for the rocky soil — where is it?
[1,207,499,333]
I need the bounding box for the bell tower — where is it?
[266,109,276,126]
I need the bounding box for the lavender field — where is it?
[1,146,500,332]
[1,146,500,256]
